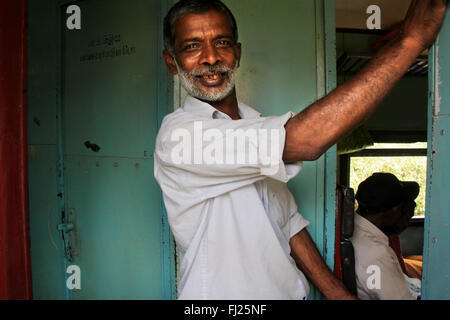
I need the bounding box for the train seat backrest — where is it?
[339,186,358,296]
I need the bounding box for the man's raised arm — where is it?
[283,0,447,162]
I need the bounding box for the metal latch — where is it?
[57,223,74,233]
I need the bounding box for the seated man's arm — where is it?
[368,254,417,300]
[283,0,447,162]
[289,229,358,300]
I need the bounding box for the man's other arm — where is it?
[283,0,447,162]
[289,229,358,300]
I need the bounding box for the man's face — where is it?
[380,201,416,236]
[164,10,241,102]
[393,201,416,234]
[379,204,404,236]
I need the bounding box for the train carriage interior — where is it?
[335,0,427,283]
[2,0,449,300]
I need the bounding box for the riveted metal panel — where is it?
[28,0,174,299]
[64,156,162,299]
[423,9,450,298]
[60,0,167,299]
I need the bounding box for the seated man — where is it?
[350,172,420,300]
[388,202,423,280]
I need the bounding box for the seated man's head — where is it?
[163,0,241,102]
[355,173,420,236]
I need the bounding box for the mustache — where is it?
[189,64,234,77]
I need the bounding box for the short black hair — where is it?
[163,0,238,54]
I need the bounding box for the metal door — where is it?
[423,7,450,299]
[28,0,175,299]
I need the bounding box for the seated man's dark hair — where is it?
[164,0,238,55]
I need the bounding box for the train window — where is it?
[347,142,427,216]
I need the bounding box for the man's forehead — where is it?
[173,10,234,41]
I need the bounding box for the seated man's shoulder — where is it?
[352,233,393,263]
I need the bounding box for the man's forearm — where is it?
[283,0,447,162]
[290,229,357,300]
[283,36,422,162]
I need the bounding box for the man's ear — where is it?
[163,49,179,75]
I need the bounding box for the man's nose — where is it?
[199,43,221,65]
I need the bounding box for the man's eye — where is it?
[216,40,231,47]
[184,44,199,50]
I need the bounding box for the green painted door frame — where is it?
[423,7,450,299]
[312,0,338,299]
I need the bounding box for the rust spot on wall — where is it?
[84,141,101,152]
[33,117,41,127]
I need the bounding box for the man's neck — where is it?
[206,90,241,120]
[363,213,394,237]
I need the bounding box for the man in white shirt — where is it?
[155,0,446,299]
[351,173,420,300]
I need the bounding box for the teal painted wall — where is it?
[28,0,175,299]
[423,8,450,299]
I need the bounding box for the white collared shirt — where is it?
[350,214,416,300]
[154,96,310,300]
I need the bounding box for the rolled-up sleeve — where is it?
[154,111,302,200]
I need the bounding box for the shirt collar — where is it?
[183,95,262,120]
[354,213,389,245]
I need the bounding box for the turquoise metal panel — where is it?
[59,0,170,299]
[29,0,175,300]
[224,0,318,114]
[423,9,450,299]
[323,0,337,275]
[62,0,159,159]
[64,156,162,299]
[313,0,326,263]
[27,145,65,299]
[56,1,73,300]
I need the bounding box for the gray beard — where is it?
[175,60,238,102]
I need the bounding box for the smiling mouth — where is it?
[202,74,220,80]
[195,72,228,86]
[197,72,226,80]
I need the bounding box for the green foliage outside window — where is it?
[350,156,427,216]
